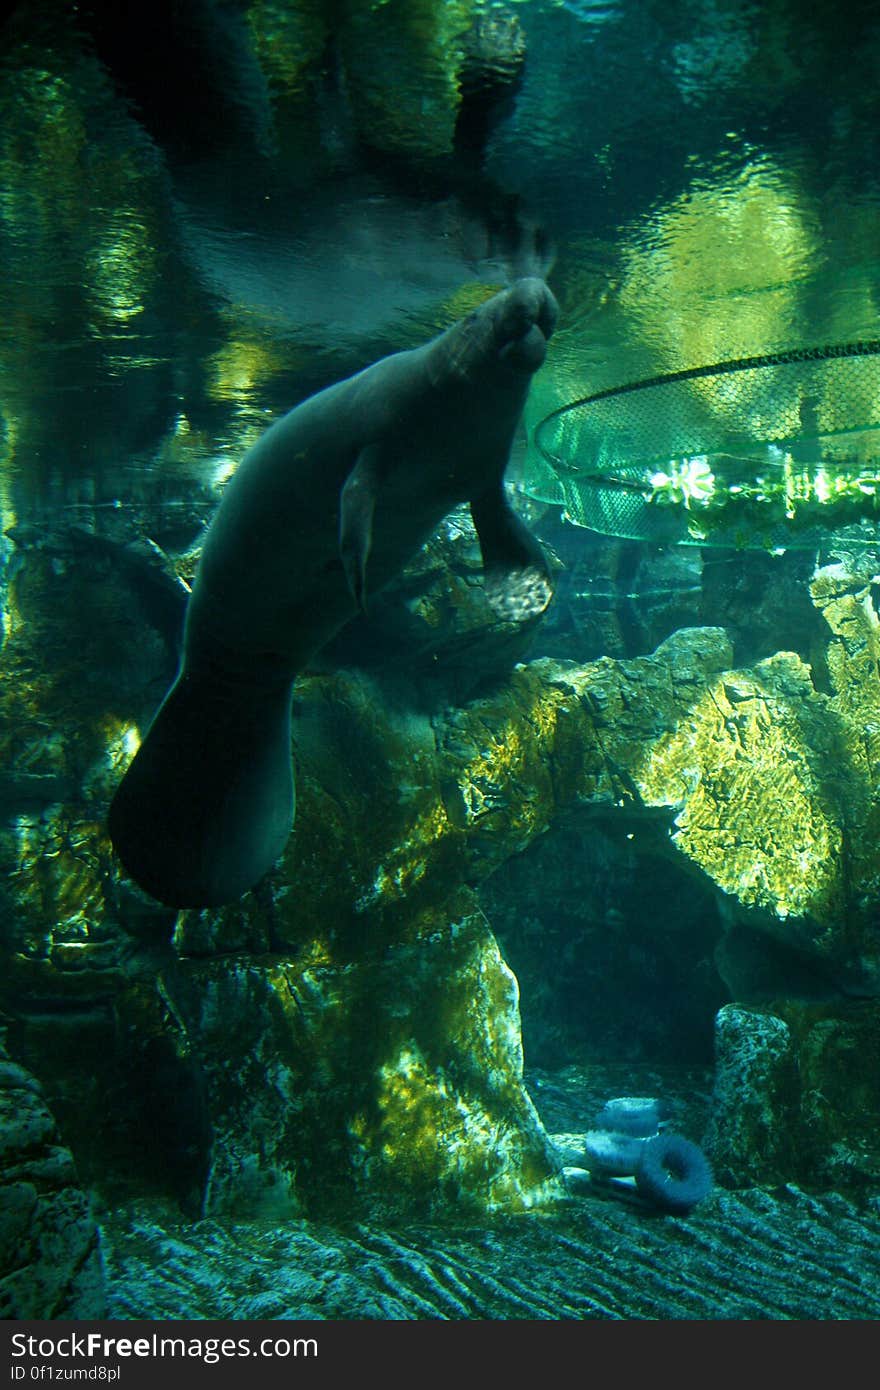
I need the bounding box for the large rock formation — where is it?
[4,532,880,1212]
[171,889,559,1219]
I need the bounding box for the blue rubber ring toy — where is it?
[635,1132,713,1214]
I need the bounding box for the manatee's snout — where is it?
[496,277,558,373]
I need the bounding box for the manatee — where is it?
[108,277,558,909]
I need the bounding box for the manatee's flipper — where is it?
[471,483,554,621]
[108,668,295,909]
[339,447,383,613]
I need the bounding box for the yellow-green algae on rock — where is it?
[171,890,561,1218]
[612,562,880,984]
[266,627,735,950]
[636,651,845,924]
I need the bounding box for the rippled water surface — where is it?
[1,0,877,527]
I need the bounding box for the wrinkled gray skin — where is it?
[109,278,558,909]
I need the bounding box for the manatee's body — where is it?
[109,277,557,908]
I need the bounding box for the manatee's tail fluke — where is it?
[108,669,295,910]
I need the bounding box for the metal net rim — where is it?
[534,338,880,472]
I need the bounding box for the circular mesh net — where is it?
[528,342,880,549]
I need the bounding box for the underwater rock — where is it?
[775,999,880,1190]
[637,651,838,922]
[705,998,880,1191]
[321,504,556,704]
[700,548,825,668]
[631,563,880,997]
[0,1036,104,1319]
[6,525,189,667]
[168,889,563,1219]
[528,524,823,671]
[205,626,731,962]
[530,522,706,664]
[703,1005,799,1188]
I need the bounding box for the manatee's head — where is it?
[432,276,558,385]
[492,276,559,373]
